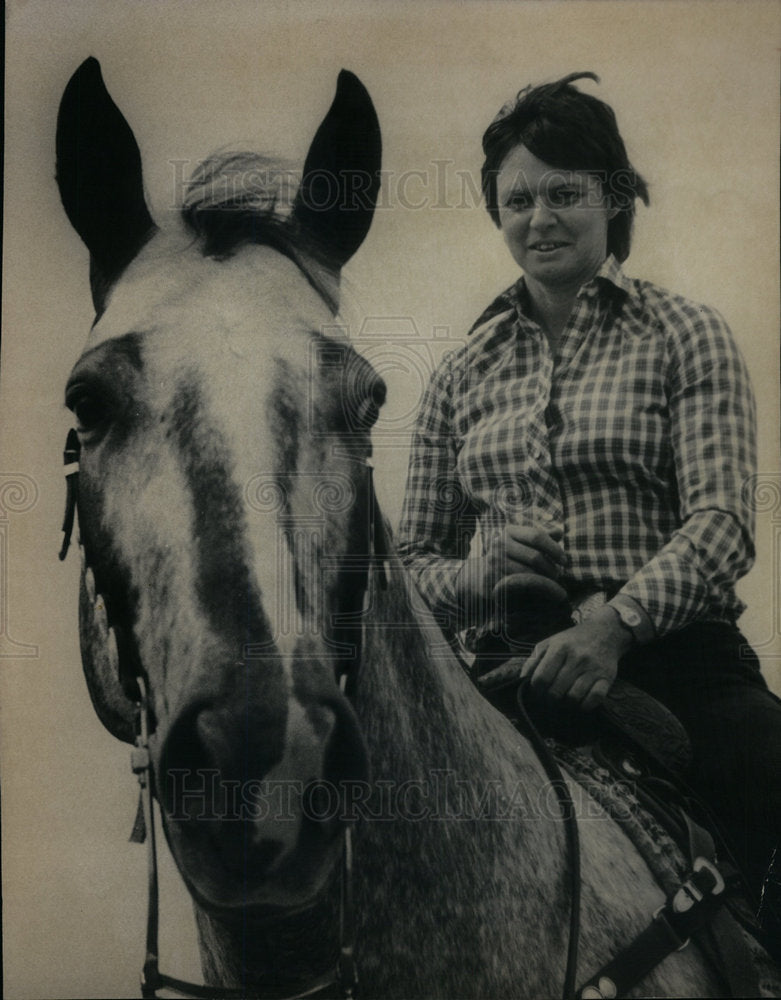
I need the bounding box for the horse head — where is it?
[57,58,384,916]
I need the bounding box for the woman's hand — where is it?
[520,605,633,710]
[455,524,568,625]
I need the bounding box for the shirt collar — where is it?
[512,255,632,318]
[592,255,634,301]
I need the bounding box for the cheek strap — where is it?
[59,428,81,561]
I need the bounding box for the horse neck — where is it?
[343,558,574,996]
[357,556,541,790]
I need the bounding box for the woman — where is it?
[397,72,780,938]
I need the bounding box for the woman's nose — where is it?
[529,199,556,229]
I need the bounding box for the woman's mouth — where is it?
[529,242,570,252]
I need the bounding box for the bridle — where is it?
[60,427,588,1000]
[60,428,390,1000]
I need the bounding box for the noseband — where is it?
[60,429,389,1000]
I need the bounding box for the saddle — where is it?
[471,599,743,886]
[476,656,693,780]
[471,584,693,780]
[474,649,777,993]
[468,586,770,881]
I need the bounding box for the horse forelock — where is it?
[182,151,298,234]
[181,150,339,312]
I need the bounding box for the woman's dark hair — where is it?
[481,72,649,262]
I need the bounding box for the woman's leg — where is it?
[618,622,781,898]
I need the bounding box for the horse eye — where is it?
[67,392,110,435]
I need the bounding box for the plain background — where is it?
[2,1,779,996]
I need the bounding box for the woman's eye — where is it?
[549,188,580,207]
[508,194,533,211]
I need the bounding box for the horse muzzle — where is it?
[152,662,369,913]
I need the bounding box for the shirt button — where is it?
[530,446,543,460]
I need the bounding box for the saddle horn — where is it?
[56,57,157,312]
[293,70,382,270]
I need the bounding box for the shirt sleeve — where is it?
[618,305,757,636]
[396,354,478,634]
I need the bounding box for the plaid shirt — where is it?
[397,256,757,638]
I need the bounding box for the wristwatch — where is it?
[608,595,651,645]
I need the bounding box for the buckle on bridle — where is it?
[59,428,81,561]
[671,856,726,914]
[652,856,727,952]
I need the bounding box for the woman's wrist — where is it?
[588,604,636,657]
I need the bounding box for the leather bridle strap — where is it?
[59,428,81,561]
[332,456,389,699]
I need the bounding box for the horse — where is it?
[56,59,779,999]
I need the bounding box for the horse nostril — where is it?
[156,689,369,876]
[158,706,223,823]
[159,703,284,825]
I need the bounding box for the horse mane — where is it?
[181,151,339,310]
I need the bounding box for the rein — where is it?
[515,679,582,999]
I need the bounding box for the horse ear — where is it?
[56,58,157,311]
[293,70,382,270]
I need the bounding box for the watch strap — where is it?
[607,594,655,645]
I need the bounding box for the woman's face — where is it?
[496,145,616,293]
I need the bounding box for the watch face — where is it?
[623,609,642,627]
